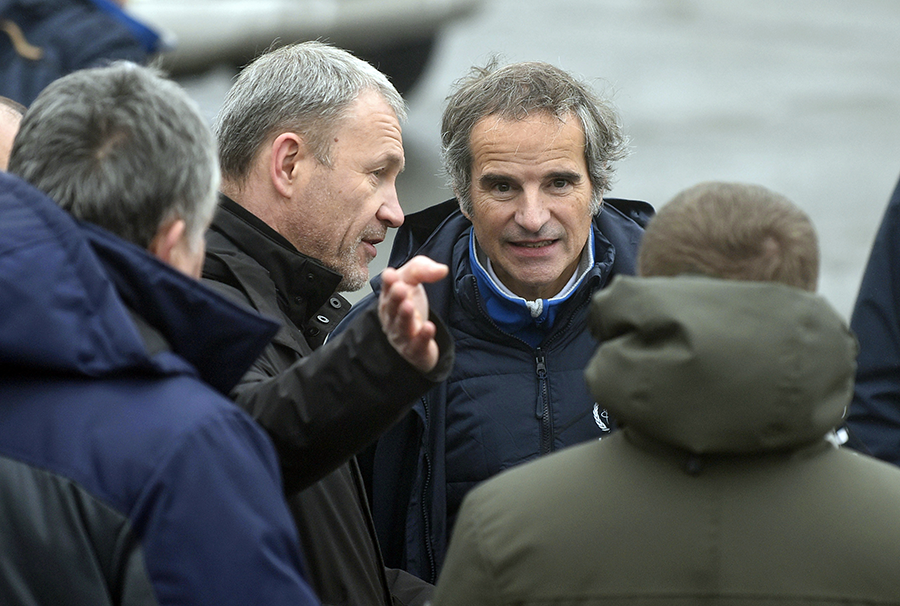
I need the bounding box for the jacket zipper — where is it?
[534,348,553,455]
[419,396,438,584]
[470,278,573,457]
[533,290,598,452]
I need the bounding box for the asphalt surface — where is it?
[178,0,900,319]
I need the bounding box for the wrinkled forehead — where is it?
[469,112,586,166]
[469,110,585,157]
[472,109,581,135]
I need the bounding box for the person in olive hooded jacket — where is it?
[432,181,900,605]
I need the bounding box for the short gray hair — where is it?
[8,62,219,250]
[441,59,630,215]
[214,41,407,183]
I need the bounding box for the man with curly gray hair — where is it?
[335,59,654,583]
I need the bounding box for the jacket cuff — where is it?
[365,304,454,384]
[421,310,454,383]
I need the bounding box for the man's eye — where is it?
[495,183,511,193]
[552,179,570,188]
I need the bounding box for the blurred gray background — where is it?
[175,0,900,319]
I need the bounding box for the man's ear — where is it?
[148,218,187,267]
[148,218,204,278]
[270,132,309,199]
[456,191,471,220]
[453,188,469,219]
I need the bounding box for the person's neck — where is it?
[220,179,294,242]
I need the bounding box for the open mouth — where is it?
[362,240,379,257]
[513,240,555,249]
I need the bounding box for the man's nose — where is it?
[376,186,404,228]
[515,188,550,232]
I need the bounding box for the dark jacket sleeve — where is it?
[231,303,454,494]
[846,174,900,464]
[141,406,320,606]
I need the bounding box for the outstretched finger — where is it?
[395,256,448,286]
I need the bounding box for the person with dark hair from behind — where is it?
[2,62,320,605]
[432,181,900,605]
[0,95,23,169]
[843,173,900,464]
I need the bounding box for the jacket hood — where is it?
[585,275,857,454]
[0,172,277,394]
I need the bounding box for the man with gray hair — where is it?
[2,62,319,605]
[203,41,454,606]
[335,59,654,583]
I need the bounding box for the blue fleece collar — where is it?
[470,229,594,347]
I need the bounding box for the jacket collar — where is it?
[210,194,343,327]
[468,228,610,346]
[0,172,278,394]
[82,221,280,394]
[371,196,650,327]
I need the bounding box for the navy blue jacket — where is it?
[846,173,900,464]
[0,172,319,605]
[0,0,159,106]
[336,198,653,583]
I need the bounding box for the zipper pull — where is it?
[535,350,547,418]
[535,350,547,377]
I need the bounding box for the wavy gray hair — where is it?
[441,59,630,215]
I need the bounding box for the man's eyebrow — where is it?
[372,151,405,172]
[478,172,515,186]
[387,153,406,173]
[390,152,406,173]
[546,170,584,182]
